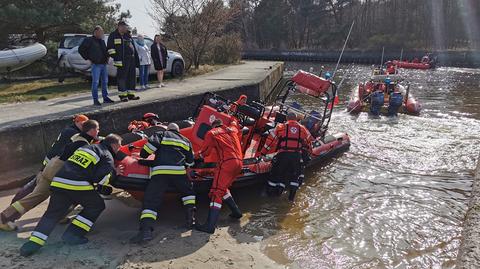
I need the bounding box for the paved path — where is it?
[0,61,283,131]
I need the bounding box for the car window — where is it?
[144,38,153,47]
[60,36,86,49]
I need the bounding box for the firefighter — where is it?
[195,118,243,234]
[19,134,123,257]
[261,112,313,201]
[107,21,140,102]
[0,115,89,231]
[130,123,196,244]
[0,120,100,231]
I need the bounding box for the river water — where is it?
[237,63,480,268]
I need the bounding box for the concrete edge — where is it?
[456,153,480,269]
[0,62,284,190]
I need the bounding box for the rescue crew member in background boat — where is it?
[1,120,100,231]
[261,112,313,202]
[195,118,243,234]
[229,94,248,113]
[107,21,140,102]
[0,114,89,231]
[19,134,123,257]
[385,77,395,95]
[130,123,196,244]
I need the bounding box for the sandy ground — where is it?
[0,188,284,269]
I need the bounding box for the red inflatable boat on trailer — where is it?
[347,73,422,116]
[111,71,350,200]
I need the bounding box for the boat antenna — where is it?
[400,48,404,62]
[332,20,355,79]
[380,46,385,68]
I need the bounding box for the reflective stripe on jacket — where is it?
[140,130,194,176]
[52,143,115,191]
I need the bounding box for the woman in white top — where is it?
[135,34,151,90]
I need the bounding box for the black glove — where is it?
[194,158,204,164]
[188,170,198,179]
[96,184,113,196]
[138,159,156,167]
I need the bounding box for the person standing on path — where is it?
[107,21,140,102]
[135,34,151,90]
[78,26,114,106]
[151,34,168,88]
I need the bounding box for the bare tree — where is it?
[150,0,240,69]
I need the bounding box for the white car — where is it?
[58,34,185,77]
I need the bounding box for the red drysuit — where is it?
[200,120,243,208]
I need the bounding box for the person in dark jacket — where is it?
[78,26,114,106]
[0,117,96,232]
[45,114,90,165]
[19,134,124,257]
[107,21,140,102]
[151,34,168,88]
[130,123,196,244]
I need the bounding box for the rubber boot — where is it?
[275,185,285,196]
[127,92,140,100]
[0,212,17,231]
[61,225,88,245]
[288,186,298,202]
[20,241,42,257]
[129,228,153,244]
[223,197,242,219]
[195,208,221,234]
[266,181,278,197]
[184,205,196,229]
[119,94,129,102]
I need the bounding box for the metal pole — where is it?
[333,21,355,79]
[380,46,385,68]
[400,48,404,62]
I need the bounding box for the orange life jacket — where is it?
[262,120,313,154]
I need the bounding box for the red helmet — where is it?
[143,113,159,121]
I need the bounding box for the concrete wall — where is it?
[243,50,480,67]
[456,154,480,269]
[0,62,284,190]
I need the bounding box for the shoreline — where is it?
[0,188,285,269]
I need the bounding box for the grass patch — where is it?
[184,64,229,77]
[0,78,90,103]
[0,63,238,103]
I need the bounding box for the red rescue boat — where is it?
[347,72,422,116]
[112,70,351,200]
[392,60,432,70]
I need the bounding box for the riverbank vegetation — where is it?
[236,0,480,50]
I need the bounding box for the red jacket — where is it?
[261,120,313,155]
[200,120,243,162]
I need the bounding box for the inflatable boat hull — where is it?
[0,43,47,73]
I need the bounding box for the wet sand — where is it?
[0,189,283,269]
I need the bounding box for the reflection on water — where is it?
[238,63,480,268]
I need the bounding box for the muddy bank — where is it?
[0,189,283,269]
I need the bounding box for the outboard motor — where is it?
[370,91,384,116]
[387,92,403,116]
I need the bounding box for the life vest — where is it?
[277,121,305,152]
